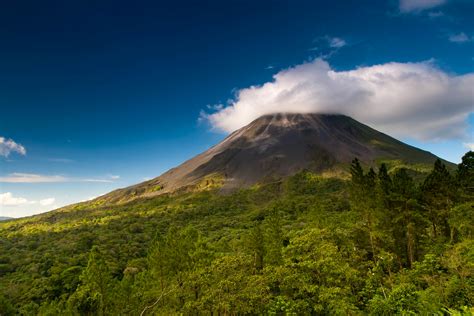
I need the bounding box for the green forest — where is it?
[0,152,473,315]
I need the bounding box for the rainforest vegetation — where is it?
[0,152,473,315]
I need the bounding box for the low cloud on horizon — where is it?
[0,173,120,183]
[0,192,58,218]
[0,192,55,207]
[203,58,474,142]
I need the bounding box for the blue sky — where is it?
[0,0,473,217]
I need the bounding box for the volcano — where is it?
[100,113,445,203]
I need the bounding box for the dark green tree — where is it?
[69,246,115,315]
[390,168,425,267]
[0,294,15,316]
[421,159,455,239]
[264,209,284,266]
[377,163,392,204]
[350,158,365,188]
[457,151,474,200]
[350,159,383,263]
[247,223,265,271]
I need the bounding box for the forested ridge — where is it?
[0,152,473,315]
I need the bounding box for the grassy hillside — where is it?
[0,155,472,315]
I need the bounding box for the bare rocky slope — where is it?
[97,113,445,204]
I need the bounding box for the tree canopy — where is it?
[0,153,473,315]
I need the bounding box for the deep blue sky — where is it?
[1,0,473,217]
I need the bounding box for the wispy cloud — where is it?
[203,58,474,141]
[464,143,474,151]
[313,36,347,50]
[82,175,120,183]
[309,36,347,59]
[449,32,471,43]
[48,158,75,163]
[399,0,446,13]
[328,37,346,48]
[427,11,444,18]
[82,178,113,183]
[0,173,67,183]
[0,137,26,157]
[0,173,120,183]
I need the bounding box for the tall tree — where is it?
[350,159,381,262]
[69,246,114,315]
[247,223,265,272]
[350,158,365,189]
[390,168,425,267]
[421,159,455,239]
[264,209,284,266]
[457,151,474,200]
[377,164,392,204]
[375,164,393,236]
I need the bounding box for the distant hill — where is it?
[0,216,13,221]
[99,113,449,204]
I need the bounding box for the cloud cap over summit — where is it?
[204,59,473,141]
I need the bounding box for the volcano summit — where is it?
[102,113,443,203]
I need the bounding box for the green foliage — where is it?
[0,293,15,316]
[68,246,116,315]
[457,151,474,198]
[422,159,456,239]
[368,283,420,315]
[0,153,472,314]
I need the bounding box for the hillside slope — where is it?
[101,113,444,203]
[0,158,472,315]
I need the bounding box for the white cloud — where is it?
[0,193,55,207]
[0,193,59,217]
[48,158,75,163]
[464,143,474,151]
[204,58,474,141]
[82,178,113,183]
[0,137,26,157]
[0,173,120,183]
[80,174,120,183]
[399,0,446,13]
[39,198,55,206]
[80,196,98,202]
[449,33,471,43]
[312,36,347,51]
[329,37,346,48]
[0,173,67,183]
[0,192,30,206]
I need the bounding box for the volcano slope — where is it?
[99,113,444,204]
[0,114,472,315]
